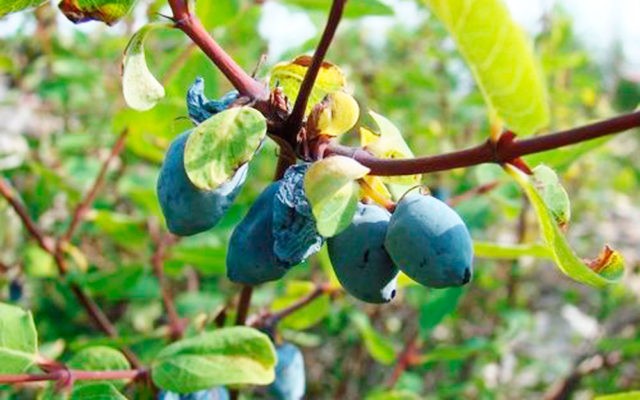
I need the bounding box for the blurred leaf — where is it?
[68,346,130,387]
[424,0,549,135]
[79,265,159,301]
[175,292,224,317]
[196,0,241,29]
[0,0,46,17]
[0,134,28,171]
[59,0,136,25]
[70,383,127,399]
[418,338,494,364]
[351,313,397,365]
[474,241,552,259]
[366,390,421,400]
[184,107,266,189]
[419,287,464,335]
[122,23,169,111]
[270,55,346,114]
[506,165,624,286]
[282,0,393,18]
[595,392,640,400]
[91,210,147,249]
[272,280,330,330]
[304,156,370,237]
[151,327,276,393]
[23,244,58,278]
[0,303,38,373]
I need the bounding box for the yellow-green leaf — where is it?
[304,156,370,237]
[532,164,571,226]
[271,280,330,330]
[474,241,552,259]
[58,0,137,25]
[424,0,549,135]
[0,303,38,373]
[270,55,346,114]
[312,91,360,136]
[0,0,46,17]
[184,107,266,190]
[351,313,397,365]
[506,165,624,287]
[121,23,168,111]
[595,391,640,400]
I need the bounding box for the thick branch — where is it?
[327,110,640,176]
[285,0,348,143]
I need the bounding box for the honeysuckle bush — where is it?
[0,1,639,399]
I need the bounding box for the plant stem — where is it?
[327,110,640,176]
[151,231,184,340]
[235,285,253,326]
[0,369,146,384]
[251,283,333,328]
[284,0,348,144]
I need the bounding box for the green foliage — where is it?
[0,0,47,17]
[281,0,393,18]
[0,303,38,373]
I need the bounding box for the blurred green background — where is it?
[1,0,639,398]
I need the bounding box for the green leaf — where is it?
[121,23,169,111]
[418,338,495,364]
[71,383,127,400]
[184,107,266,190]
[366,390,422,400]
[423,0,549,135]
[532,164,571,226]
[0,0,47,17]
[151,327,276,393]
[595,392,640,400]
[271,281,330,330]
[91,210,146,249]
[474,241,552,259]
[351,313,397,365]
[418,287,464,335]
[196,0,241,29]
[506,165,625,287]
[270,55,346,114]
[68,346,130,387]
[281,0,393,18]
[0,303,38,373]
[304,156,370,237]
[58,0,137,25]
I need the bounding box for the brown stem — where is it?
[167,0,265,99]
[61,129,128,244]
[151,232,184,340]
[0,369,146,384]
[387,331,419,388]
[234,285,253,326]
[447,181,500,207]
[284,0,348,144]
[327,110,640,176]
[251,283,333,328]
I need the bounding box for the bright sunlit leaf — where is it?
[0,0,46,17]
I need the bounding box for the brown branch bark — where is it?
[151,231,184,340]
[0,369,146,385]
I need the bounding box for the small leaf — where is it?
[269,55,346,114]
[351,313,397,365]
[271,281,330,330]
[309,91,360,137]
[71,383,127,400]
[151,327,276,393]
[363,112,421,186]
[0,303,38,373]
[423,0,549,135]
[0,0,47,17]
[68,346,130,387]
[419,287,464,335]
[184,107,266,190]
[304,156,370,237]
[532,165,571,226]
[58,0,137,25]
[506,165,625,286]
[122,23,169,111]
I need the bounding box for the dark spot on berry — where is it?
[363,249,370,263]
[462,267,471,284]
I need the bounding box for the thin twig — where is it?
[0,369,146,384]
[61,129,128,243]
[386,331,419,388]
[250,283,333,328]
[327,110,640,176]
[151,231,184,340]
[284,0,348,144]
[234,285,254,326]
[447,181,500,207]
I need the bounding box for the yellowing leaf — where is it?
[506,165,624,287]
[184,107,266,190]
[363,112,421,186]
[59,0,137,25]
[313,91,360,136]
[304,156,370,237]
[121,23,168,111]
[424,0,549,135]
[270,55,346,114]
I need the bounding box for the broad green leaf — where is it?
[71,383,127,400]
[122,23,169,111]
[304,156,370,237]
[311,91,360,137]
[0,303,38,373]
[474,241,552,259]
[281,0,393,18]
[363,112,421,186]
[0,0,47,17]
[424,0,549,135]
[68,346,130,388]
[23,244,57,278]
[184,107,266,190]
[419,287,464,335]
[151,327,276,393]
[595,392,640,400]
[532,165,571,226]
[506,165,625,287]
[196,0,241,29]
[351,313,397,365]
[418,338,495,364]
[270,55,346,114]
[271,280,330,330]
[58,0,137,25]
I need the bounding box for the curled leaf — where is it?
[532,165,571,227]
[309,91,360,137]
[506,165,624,287]
[59,0,137,25]
[122,23,168,111]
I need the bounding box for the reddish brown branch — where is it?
[447,181,500,207]
[0,369,146,385]
[386,331,419,388]
[151,231,184,340]
[234,285,254,326]
[62,129,128,243]
[284,0,348,143]
[327,110,640,176]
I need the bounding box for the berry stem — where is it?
[235,285,254,326]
